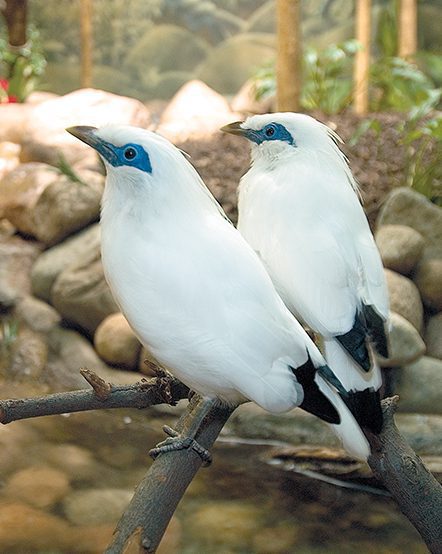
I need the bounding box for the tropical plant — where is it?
[0,26,46,102]
[254,39,360,114]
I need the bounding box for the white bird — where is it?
[67,124,372,461]
[222,113,389,450]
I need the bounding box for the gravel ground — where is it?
[177,111,423,229]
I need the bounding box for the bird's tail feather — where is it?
[315,374,371,461]
[291,356,372,460]
[324,338,383,434]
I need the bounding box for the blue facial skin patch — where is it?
[95,140,153,174]
[245,123,295,146]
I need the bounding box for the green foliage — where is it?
[55,154,88,186]
[350,94,442,206]
[254,40,360,114]
[0,26,46,102]
[370,56,439,112]
[0,318,18,354]
[302,40,360,114]
[401,96,442,206]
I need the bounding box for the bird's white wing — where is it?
[357,232,389,319]
[105,209,314,412]
[238,164,361,336]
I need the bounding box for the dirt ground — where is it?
[178,111,413,229]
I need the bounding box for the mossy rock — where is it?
[92,65,144,99]
[197,33,275,94]
[126,24,209,78]
[245,0,275,34]
[146,71,193,101]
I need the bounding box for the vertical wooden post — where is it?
[398,0,417,60]
[80,0,93,88]
[353,0,371,115]
[0,0,28,47]
[276,0,302,112]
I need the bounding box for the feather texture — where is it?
[69,123,375,461]
[230,113,389,449]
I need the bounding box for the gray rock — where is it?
[376,187,442,262]
[126,24,209,76]
[378,312,425,367]
[0,103,31,143]
[51,246,118,334]
[14,295,61,333]
[395,356,442,414]
[46,326,142,391]
[157,80,238,141]
[6,327,48,380]
[375,224,425,275]
[425,313,442,360]
[32,172,104,246]
[0,236,42,308]
[31,223,100,303]
[0,163,58,235]
[197,33,275,95]
[395,413,442,456]
[384,269,424,333]
[413,258,442,311]
[94,312,141,370]
[0,141,20,182]
[21,88,151,166]
[231,79,275,114]
[3,466,70,509]
[63,488,133,525]
[229,402,442,457]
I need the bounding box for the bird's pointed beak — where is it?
[220,121,248,137]
[66,125,117,165]
[66,125,101,149]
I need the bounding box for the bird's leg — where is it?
[149,395,218,466]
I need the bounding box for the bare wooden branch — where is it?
[106,395,234,553]
[0,370,189,424]
[367,396,442,553]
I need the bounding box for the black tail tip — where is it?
[344,388,383,434]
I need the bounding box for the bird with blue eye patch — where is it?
[66,123,375,462]
[222,112,390,442]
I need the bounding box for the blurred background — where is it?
[0,1,441,552]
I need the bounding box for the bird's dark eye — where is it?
[124,147,137,160]
[265,126,275,137]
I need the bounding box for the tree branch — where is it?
[105,395,234,553]
[367,396,442,554]
[0,369,189,424]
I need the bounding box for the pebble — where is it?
[94,312,141,370]
[3,466,71,509]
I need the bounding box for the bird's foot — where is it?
[149,425,212,466]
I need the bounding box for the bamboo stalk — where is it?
[80,0,93,88]
[353,0,372,115]
[276,0,302,112]
[398,0,417,60]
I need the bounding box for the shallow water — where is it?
[0,405,428,553]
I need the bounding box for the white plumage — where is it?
[223,112,389,449]
[67,123,373,460]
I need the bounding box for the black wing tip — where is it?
[336,328,371,372]
[344,388,383,434]
[290,358,341,425]
[364,304,390,359]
